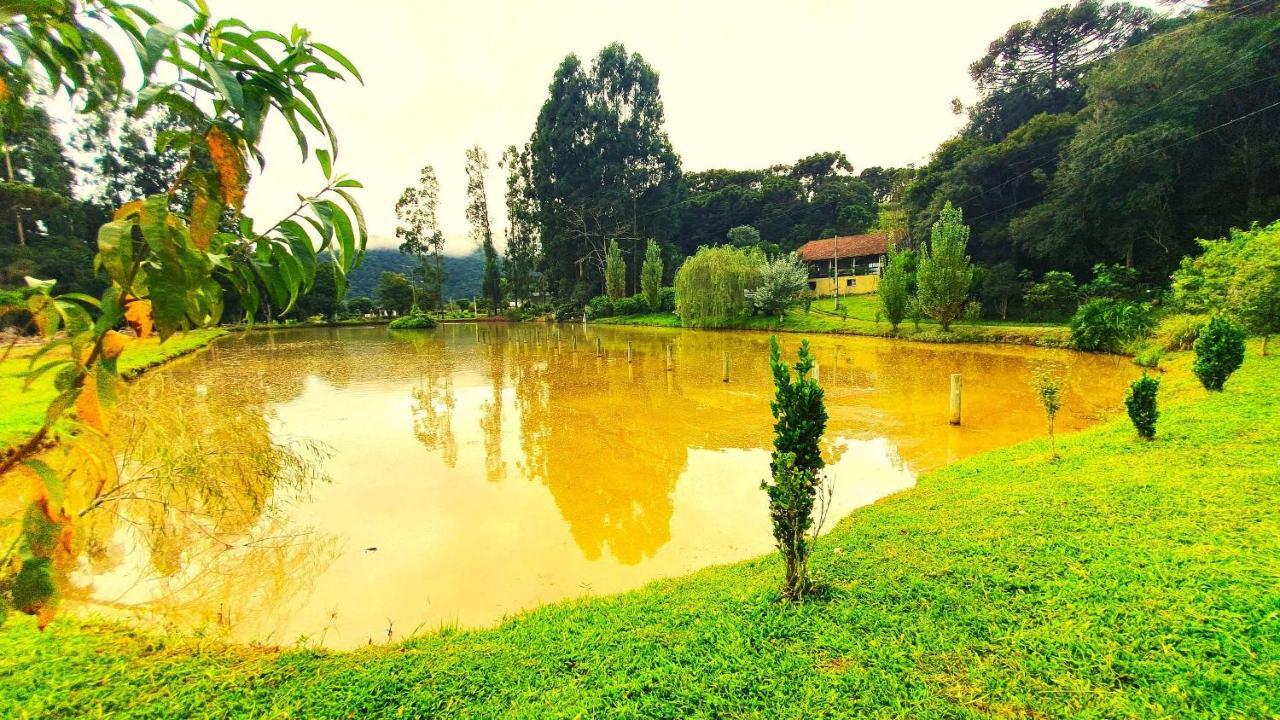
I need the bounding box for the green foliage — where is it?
[395,164,445,310]
[1030,364,1065,458]
[345,296,374,316]
[1174,221,1280,349]
[1125,374,1159,440]
[1082,263,1146,302]
[765,337,828,600]
[528,44,682,301]
[978,262,1022,320]
[963,299,983,324]
[375,272,414,316]
[500,145,539,308]
[746,253,808,319]
[605,239,626,299]
[1156,313,1207,352]
[465,146,504,314]
[878,245,910,331]
[677,153,877,255]
[726,225,761,247]
[1068,299,1153,353]
[1131,345,1163,369]
[673,245,764,327]
[1023,270,1078,321]
[343,248,484,300]
[0,0,366,627]
[640,240,663,310]
[388,311,437,330]
[915,202,974,331]
[1193,315,1246,391]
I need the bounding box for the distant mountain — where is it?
[344,248,484,300]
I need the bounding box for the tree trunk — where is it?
[3,142,25,246]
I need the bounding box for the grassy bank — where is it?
[0,344,1275,718]
[0,328,226,453]
[595,295,1071,347]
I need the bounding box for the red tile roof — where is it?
[797,234,890,263]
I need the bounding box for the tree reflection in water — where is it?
[64,370,338,642]
[31,324,1139,647]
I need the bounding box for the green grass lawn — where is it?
[1,344,1275,718]
[0,328,226,453]
[595,294,1072,348]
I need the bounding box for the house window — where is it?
[868,261,881,275]
[808,281,817,291]
[846,278,855,287]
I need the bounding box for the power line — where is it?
[963,96,1280,227]
[947,1,1280,213]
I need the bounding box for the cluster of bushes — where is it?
[0,286,37,332]
[587,287,676,318]
[387,307,437,330]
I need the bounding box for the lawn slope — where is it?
[0,348,1276,718]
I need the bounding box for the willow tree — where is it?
[465,145,503,314]
[395,164,444,311]
[674,245,764,327]
[0,2,365,627]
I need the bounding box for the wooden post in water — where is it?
[572,334,577,352]
[665,343,673,371]
[596,336,603,358]
[626,341,633,363]
[949,373,963,425]
[722,351,730,382]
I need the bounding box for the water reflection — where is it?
[68,324,1137,647]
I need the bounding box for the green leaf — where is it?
[96,219,135,290]
[335,178,363,188]
[311,42,363,83]
[23,460,63,509]
[316,148,332,180]
[203,57,245,114]
[12,557,55,616]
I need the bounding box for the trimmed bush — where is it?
[1125,374,1160,440]
[1193,315,1245,391]
[1069,298,1153,353]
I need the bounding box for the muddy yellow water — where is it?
[67,324,1137,648]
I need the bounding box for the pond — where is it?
[72,324,1137,648]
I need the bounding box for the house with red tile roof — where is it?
[796,233,890,297]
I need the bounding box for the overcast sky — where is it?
[89,0,1164,254]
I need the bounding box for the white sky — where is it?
[68,0,1164,254]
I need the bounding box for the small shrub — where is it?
[963,299,983,323]
[765,336,829,601]
[1125,374,1160,440]
[1156,313,1207,351]
[907,296,923,330]
[1192,315,1245,391]
[1068,298,1153,353]
[388,311,437,330]
[1024,270,1078,321]
[503,307,524,322]
[658,286,676,312]
[1030,364,1065,459]
[586,295,615,318]
[612,294,648,316]
[1131,344,1163,369]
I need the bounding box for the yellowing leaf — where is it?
[75,374,107,434]
[190,181,223,250]
[114,200,145,221]
[206,127,246,212]
[101,330,131,361]
[124,298,154,339]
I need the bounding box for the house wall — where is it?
[808,274,879,297]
